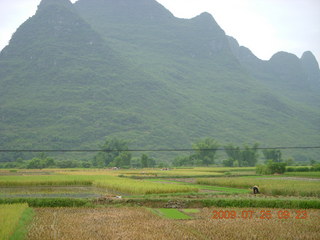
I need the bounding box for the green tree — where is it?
[267,161,287,174]
[56,160,79,168]
[130,157,141,168]
[224,143,259,167]
[173,155,192,167]
[256,161,287,174]
[27,158,43,169]
[140,154,156,168]
[222,158,234,167]
[262,149,282,162]
[224,144,240,160]
[93,138,129,167]
[242,144,259,166]
[112,152,132,168]
[192,138,219,166]
[43,157,55,167]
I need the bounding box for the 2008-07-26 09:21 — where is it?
[212,210,308,220]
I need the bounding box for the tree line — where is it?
[0,137,317,170]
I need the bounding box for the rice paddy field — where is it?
[26,207,320,240]
[1,167,320,239]
[196,177,320,197]
[0,203,33,240]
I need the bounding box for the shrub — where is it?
[256,164,271,175]
[311,164,320,171]
[256,161,286,174]
[268,162,287,174]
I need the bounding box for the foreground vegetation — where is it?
[26,207,320,240]
[0,203,33,240]
[0,167,320,239]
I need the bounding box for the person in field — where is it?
[252,185,260,194]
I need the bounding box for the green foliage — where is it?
[93,138,129,167]
[224,143,259,167]
[311,164,320,171]
[262,149,282,162]
[192,138,219,166]
[0,198,89,207]
[140,154,156,168]
[256,164,271,175]
[112,152,132,168]
[55,160,80,168]
[222,158,234,167]
[268,161,287,174]
[173,155,192,167]
[256,161,287,174]
[286,164,320,172]
[26,155,55,169]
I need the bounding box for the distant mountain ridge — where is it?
[0,0,319,162]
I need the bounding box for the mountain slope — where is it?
[0,0,319,162]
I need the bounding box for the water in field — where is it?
[0,186,107,198]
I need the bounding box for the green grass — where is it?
[0,198,91,207]
[151,208,192,220]
[8,207,34,240]
[0,204,30,240]
[181,209,200,213]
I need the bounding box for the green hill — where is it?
[0,0,319,162]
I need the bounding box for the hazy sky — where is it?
[1,0,319,63]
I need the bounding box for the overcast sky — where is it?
[1,0,319,63]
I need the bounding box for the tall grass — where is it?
[94,176,199,194]
[0,204,30,240]
[196,177,320,197]
[0,175,103,187]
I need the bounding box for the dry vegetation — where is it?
[27,207,320,240]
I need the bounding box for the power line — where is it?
[0,146,319,153]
